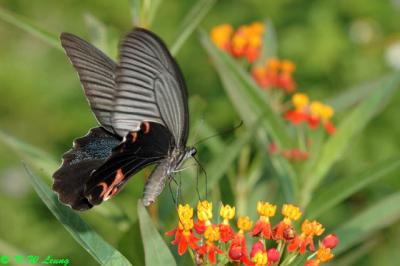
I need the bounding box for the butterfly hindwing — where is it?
[52,127,120,210]
[84,122,174,206]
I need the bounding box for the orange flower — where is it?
[228,216,253,265]
[219,204,235,242]
[165,204,199,255]
[304,247,334,266]
[288,220,325,254]
[252,58,296,92]
[252,201,276,239]
[211,22,265,63]
[211,24,233,51]
[274,204,302,241]
[197,226,223,264]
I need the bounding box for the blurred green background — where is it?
[0,0,400,265]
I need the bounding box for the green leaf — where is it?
[333,238,379,266]
[206,123,258,190]
[326,73,397,113]
[24,165,132,266]
[307,156,400,219]
[0,238,25,257]
[334,192,400,254]
[137,200,177,266]
[131,0,163,27]
[257,18,277,63]
[300,74,400,207]
[0,129,58,177]
[130,0,142,26]
[146,0,163,27]
[170,0,217,56]
[0,6,61,50]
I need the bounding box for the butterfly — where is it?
[52,27,196,210]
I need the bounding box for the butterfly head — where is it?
[188,146,197,157]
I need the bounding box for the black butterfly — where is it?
[52,27,196,210]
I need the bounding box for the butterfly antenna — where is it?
[193,120,243,146]
[193,155,208,201]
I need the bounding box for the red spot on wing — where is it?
[142,122,150,134]
[130,132,137,142]
[100,168,126,201]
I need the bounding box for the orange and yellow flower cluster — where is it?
[252,58,296,92]
[211,22,265,63]
[166,201,338,266]
[285,93,336,134]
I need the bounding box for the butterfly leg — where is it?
[168,178,177,207]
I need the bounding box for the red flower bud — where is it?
[267,248,280,263]
[250,241,265,258]
[322,234,339,249]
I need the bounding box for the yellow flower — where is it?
[253,251,268,266]
[249,22,265,35]
[282,204,302,223]
[292,93,309,110]
[317,247,334,262]
[310,101,324,117]
[197,200,213,222]
[256,201,276,218]
[178,204,193,221]
[220,204,235,224]
[204,226,220,242]
[301,220,325,237]
[211,24,233,50]
[237,216,253,232]
[180,218,194,233]
[320,105,334,121]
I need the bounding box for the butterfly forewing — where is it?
[60,33,117,133]
[112,28,189,146]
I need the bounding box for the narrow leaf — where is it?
[24,164,132,266]
[307,156,400,219]
[257,18,277,63]
[170,0,217,56]
[0,129,58,177]
[300,74,400,207]
[137,200,177,266]
[326,73,396,113]
[146,0,163,27]
[334,192,400,254]
[0,7,61,50]
[130,0,142,26]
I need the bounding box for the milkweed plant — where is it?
[0,1,400,266]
